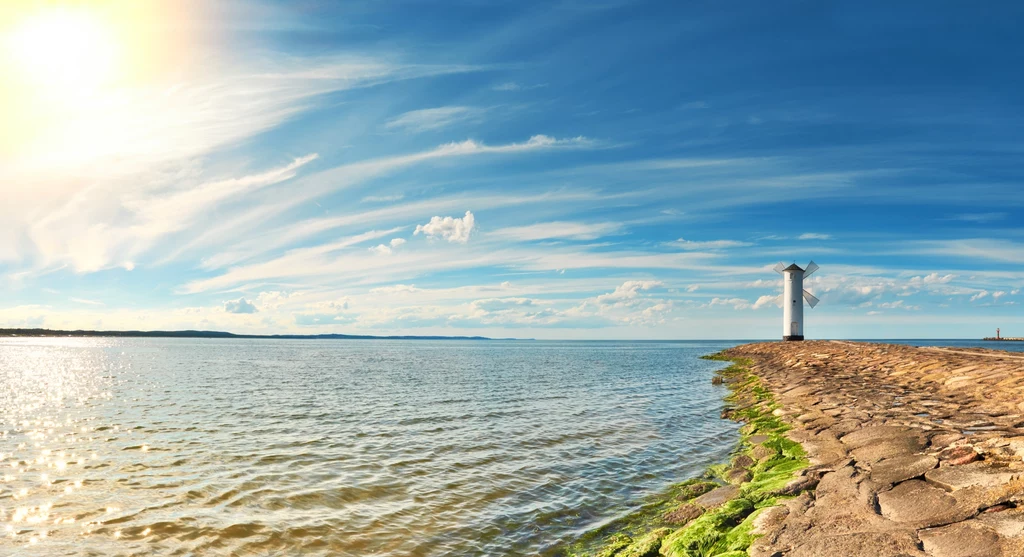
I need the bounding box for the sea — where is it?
[1,337,1019,556]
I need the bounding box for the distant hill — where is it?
[0,328,519,341]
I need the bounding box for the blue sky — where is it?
[0,0,1022,339]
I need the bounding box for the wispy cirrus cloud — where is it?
[385,106,485,133]
[489,221,622,241]
[666,238,752,250]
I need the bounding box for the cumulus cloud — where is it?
[992,291,1006,300]
[224,297,258,314]
[596,280,663,304]
[415,211,475,243]
[708,297,753,310]
[667,238,752,250]
[369,237,407,255]
[798,233,832,240]
[752,295,779,310]
[970,290,989,302]
[908,273,955,286]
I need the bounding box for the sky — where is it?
[0,0,1022,340]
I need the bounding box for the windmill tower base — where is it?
[783,335,804,341]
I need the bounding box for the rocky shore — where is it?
[568,341,1024,557]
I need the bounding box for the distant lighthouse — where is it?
[773,261,820,341]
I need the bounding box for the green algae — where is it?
[562,351,812,557]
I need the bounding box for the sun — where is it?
[5,6,121,92]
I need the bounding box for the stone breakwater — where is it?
[724,340,1024,557]
[565,341,1024,557]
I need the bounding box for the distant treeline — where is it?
[0,328,509,341]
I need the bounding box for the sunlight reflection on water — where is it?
[1,338,741,556]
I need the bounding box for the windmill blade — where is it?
[773,262,786,275]
[804,260,819,277]
[803,289,820,308]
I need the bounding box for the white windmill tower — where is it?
[773,261,820,341]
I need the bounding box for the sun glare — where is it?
[6,7,121,92]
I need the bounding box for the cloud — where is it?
[489,221,621,241]
[370,237,407,255]
[69,297,104,306]
[595,280,663,304]
[910,239,1024,264]
[384,106,483,133]
[752,295,778,309]
[667,238,752,250]
[492,82,546,92]
[708,297,753,310]
[951,212,1006,223]
[224,297,258,314]
[908,273,955,286]
[415,211,475,243]
[992,291,1006,300]
[798,233,832,240]
[970,290,989,302]
[369,284,422,294]
[362,194,404,203]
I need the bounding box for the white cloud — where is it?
[667,238,752,250]
[908,273,955,286]
[362,194,404,203]
[385,106,483,133]
[1012,289,1021,295]
[69,297,104,306]
[752,295,778,309]
[369,284,422,294]
[708,297,753,310]
[492,82,546,92]
[686,284,700,292]
[798,233,832,240]
[369,237,407,255]
[909,239,1024,264]
[595,280,663,304]
[992,291,1006,300]
[489,221,621,241]
[224,297,258,314]
[415,211,475,243]
[970,290,989,302]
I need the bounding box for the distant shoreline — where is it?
[0,328,524,341]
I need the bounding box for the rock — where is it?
[876,480,976,528]
[663,503,702,525]
[726,467,753,484]
[676,481,715,501]
[712,376,724,385]
[931,432,964,448]
[777,475,820,496]
[787,531,926,557]
[918,521,1001,557]
[850,437,925,464]
[869,454,938,485]
[617,527,671,557]
[840,425,927,450]
[925,462,1023,492]
[751,444,776,462]
[974,507,1024,537]
[939,445,980,465]
[749,434,769,444]
[693,485,740,509]
[733,454,755,469]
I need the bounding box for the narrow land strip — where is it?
[568,341,1024,557]
[723,340,1024,557]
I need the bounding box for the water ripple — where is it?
[1,338,741,556]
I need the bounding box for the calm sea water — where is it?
[0,338,743,556]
